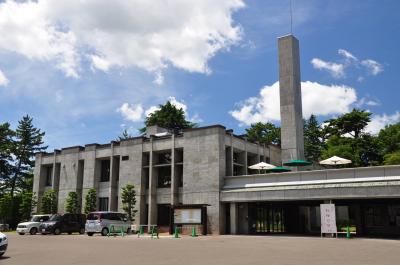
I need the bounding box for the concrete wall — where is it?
[221,165,400,202]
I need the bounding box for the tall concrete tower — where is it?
[278,35,304,164]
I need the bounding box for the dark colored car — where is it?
[39,213,86,235]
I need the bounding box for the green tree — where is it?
[41,189,57,214]
[84,188,97,214]
[9,115,47,198]
[378,123,400,155]
[0,194,12,224]
[383,151,400,165]
[304,115,324,162]
[321,109,383,167]
[140,101,196,134]
[325,109,371,139]
[65,191,79,214]
[121,184,137,222]
[117,129,132,141]
[245,122,281,145]
[19,191,37,221]
[0,122,15,191]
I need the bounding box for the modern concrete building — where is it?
[33,125,281,234]
[32,34,400,237]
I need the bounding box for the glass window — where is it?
[157,152,172,164]
[98,197,109,211]
[157,167,171,188]
[100,160,110,182]
[45,166,52,186]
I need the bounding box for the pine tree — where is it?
[117,129,132,141]
[304,115,324,162]
[84,188,97,214]
[65,191,79,214]
[0,122,15,192]
[10,115,47,198]
[245,122,281,145]
[121,184,137,222]
[140,101,196,134]
[41,189,57,214]
[19,191,37,221]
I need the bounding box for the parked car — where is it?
[39,213,86,235]
[85,212,131,236]
[0,232,7,257]
[16,214,51,235]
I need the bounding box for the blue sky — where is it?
[0,0,399,151]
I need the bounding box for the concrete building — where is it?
[32,34,400,237]
[33,125,281,234]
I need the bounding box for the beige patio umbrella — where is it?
[319,156,352,166]
[248,162,276,170]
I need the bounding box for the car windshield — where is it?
[30,216,43,222]
[49,214,62,221]
[87,213,100,220]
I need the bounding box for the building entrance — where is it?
[249,203,286,234]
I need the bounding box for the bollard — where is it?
[191,226,198,237]
[138,226,144,237]
[346,226,350,239]
[174,227,179,238]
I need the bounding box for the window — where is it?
[157,151,172,164]
[157,167,171,188]
[45,166,52,186]
[365,205,386,227]
[99,197,109,211]
[100,160,110,182]
[122,156,129,161]
[157,204,171,226]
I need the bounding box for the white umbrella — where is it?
[248,162,276,170]
[319,156,352,165]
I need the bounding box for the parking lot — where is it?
[2,233,400,265]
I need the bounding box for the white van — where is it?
[16,215,51,235]
[85,212,131,236]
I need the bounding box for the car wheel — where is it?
[79,228,85,234]
[126,228,131,235]
[101,227,109,236]
[0,252,3,257]
[87,232,94,236]
[54,228,61,235]
[30,227,38,235]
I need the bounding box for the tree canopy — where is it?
[245,122,281,145]
[140,101,196,134]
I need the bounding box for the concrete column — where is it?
[51,151,56,189]
[148,137,157,227]
[32,153,44,213]
[230,202,238,235]
[108,142,118,211]
[278,35,305,165]
[244,142,248,175]
[170,134,178,205]
[230,134,234,175]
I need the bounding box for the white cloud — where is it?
[311,58,345,78]
[90,55,111,72]
[366,112,400,134]
[230,81,357,126]
[0,69,9,86]
[117,103,144,122]
[0,0,244,78]
[361,59,383,75]
[338,49,357,61]
[312,49,384,80]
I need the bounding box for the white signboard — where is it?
[174,209,202,224]
[320,204,337,234]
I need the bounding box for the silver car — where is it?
[85,212,131,236]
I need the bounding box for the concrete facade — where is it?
[278,35,305,163]
[32,125,281,234]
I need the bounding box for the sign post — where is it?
[320,204,337,238]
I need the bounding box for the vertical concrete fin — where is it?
[278,35,305,164]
